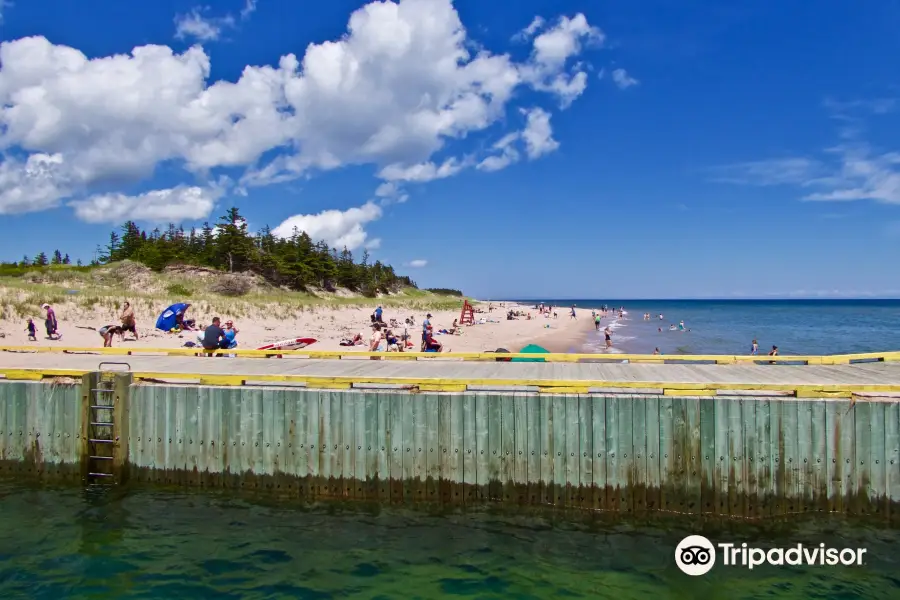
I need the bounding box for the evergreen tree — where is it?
[34,252,49,266]
[52,250,63,265]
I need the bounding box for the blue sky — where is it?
[1,0,899,299]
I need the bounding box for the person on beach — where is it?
[751,339,759,355]
[201,317,225,353]
[25,318,37,341]
[120,301,138,340]
[423,331,444,352]
[41,303,61,340]
[594,313,601,331]
[221,320,239,349]
[769,345,778,356]
[98,324,124,347]
[421,313,433,351]
[369,324,386,352]
[570,305,577,319]
[653,348,660,355]
[604,326,612,349]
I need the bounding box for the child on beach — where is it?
[25,319,36,341]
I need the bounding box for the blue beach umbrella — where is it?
[155,302,190,331]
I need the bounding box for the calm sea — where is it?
[1,482,898,599]
[518,300,900,356]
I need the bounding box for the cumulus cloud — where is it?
[175,7,235,42]
[476,107,558,171]
[611,68,638,89]
[240,0,258,20]
[406,259,427,267]
[69,186,222,223]
[272,201,382,251]
[0,0,601,221]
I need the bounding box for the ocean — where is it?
[520,300,900,356]
[1,482,898,599]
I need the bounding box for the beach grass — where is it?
[0,261,467,321]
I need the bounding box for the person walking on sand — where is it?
[120,301,138,340]
[570,305,577,319]
[25,318,37,341]
[41,303,61,340]
[750,339,759,355]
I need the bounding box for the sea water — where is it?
[1,482,898,599]
[526,300,900,356]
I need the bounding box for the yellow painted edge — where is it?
[796,390,853,398]
[538,387,590,394]
[1,345,899,364]
[664,388,718,396]
[3,368,900,395]
[417,384,468,392]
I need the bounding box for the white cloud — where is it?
[0,1,11,24]
[175,7,235,42]
[69,186,221,223]
[514,17,545,41]
[521,107,559,159]
[272,201,382,251]
[407,259,427,267]
[611,68,638,89]
[240,0,258,20]
[0,0,602,222]
[475,107,558,172]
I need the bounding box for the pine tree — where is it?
[63,254,71,265]
[52,250,63,265]
[34,252,49,266]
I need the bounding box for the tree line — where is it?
[1,208,464,297]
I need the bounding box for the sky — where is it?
[1,0,900,299]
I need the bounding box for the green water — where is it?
[0,482,897,599]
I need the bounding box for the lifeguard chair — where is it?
[459,300,475,325]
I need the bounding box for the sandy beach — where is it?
[0,298,592,354]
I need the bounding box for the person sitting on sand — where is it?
[653,347,660,355]
[423,332,443,353]
[369,324,386,352]
[221,320,239,349]
[41,303,61,340]
[120,301,138,340]
[99,324,124,347]
[769,345,778,356]
[201,317,225,353]
[25,318,37,341]
[385,330,402,352]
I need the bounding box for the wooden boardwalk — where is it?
[1,351,900,394]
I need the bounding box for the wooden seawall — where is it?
[2,353,899,519]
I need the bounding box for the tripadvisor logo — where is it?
[675,535,867,576]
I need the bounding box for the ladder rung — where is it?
[90,389,115,393]
[89,455,114,460]
[90,405,113,409]
[90,422,113,426]
[88,472,114,477]
[89,439,114,443]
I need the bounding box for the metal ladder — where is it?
[86,362,130,484]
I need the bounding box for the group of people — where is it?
[364,311,447,353]
[197,317,240,352]
[26,303,65,342]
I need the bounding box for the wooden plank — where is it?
[852,401,870,516]
[305,389,321,499]
[671,396,687,514]
[659,395,675,512]
[387,392,403,503]
[462,394,477,503]
[770,399,785,517]
[606,395,621,512]
[782,400,800,515]
[886,401,900,522]
[526,394,542,505]
[740,396,757,518]
[501,393,516,503]
[645,395,661,512]
[577,394,593,509]
[810,400,827,514]
[632,395,648,514]
[796,399,814,514]
[448,393,464,504]
[474,392,489,502]
[712,395,728,516]
[291,390,308,499]
[328,391,343,498]
[438,394,453,504]
[824,400,842,513]
[591,395,607,510]
[514,393,528,504]
[411,393,426,503]
[725,397,743,518]
[684,396,701,515]
[375,392,390,501]
[699,396,716,516]
[424,393,440,503]
[551,395,566,506]
[840,399,856,515]
[565,394,580,507]
[868,401,887,519]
